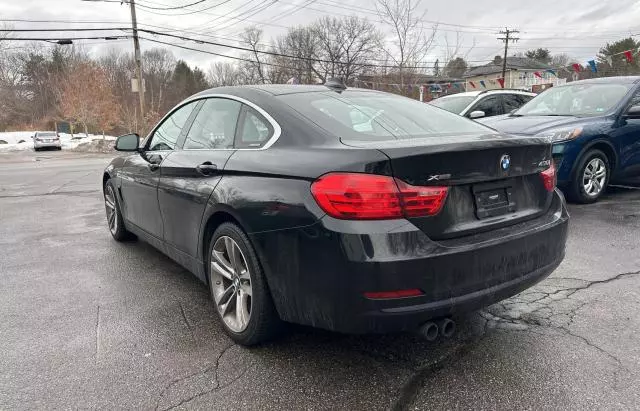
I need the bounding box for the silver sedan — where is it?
[33,132,62,151]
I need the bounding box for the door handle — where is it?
[196,162,218,175]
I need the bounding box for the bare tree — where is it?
[207,61,242,87]
[60,62,118,137]
[376,0,437,87]
[143,48,175,114]
[441,31,475,77]
[240,26,267,84]
[312,16,381,84]
[271,26,319,84]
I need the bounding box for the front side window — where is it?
[515,83,633,117]
[470,96,503,117]
[280,91,493,142]
[183,98,242,149]
[148,101,198,151]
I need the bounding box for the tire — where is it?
[104,179,134,241]
[566,149,610,204]
[207,222,281,346]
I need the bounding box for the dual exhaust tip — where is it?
[417,318,456,341]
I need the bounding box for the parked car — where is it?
[480,76,640,203]
[103,84,568,345]
[429,89,536,119]
[33,131,62,151]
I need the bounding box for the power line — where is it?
[135,0,210,10]
[0,35,131,41]
[137,28,497,67]
[135,0,234,15]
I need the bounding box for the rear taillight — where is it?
[540,163,556,192]
[310,172,448,220]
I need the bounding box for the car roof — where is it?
[438,89,535,99]
[194,84,384,97]
[561,76,640,86]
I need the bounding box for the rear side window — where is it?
[280,91,493,141]
[502,94,532,112]
[183,98,241,149]
[236,107,273,148]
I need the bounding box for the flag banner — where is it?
[469,81,476,88]
[534,71,543,78]
[606,56,613,66]
[588,60,597,73]
[546,69,556,76]
[479,80,486,88]
[497,78,505,88]
[624,50,633,62]
[572,63,582,73]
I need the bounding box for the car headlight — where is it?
[536,127,583,143]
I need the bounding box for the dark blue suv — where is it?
[481,77,640,203]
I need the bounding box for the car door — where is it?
[466,95,504,118]
[611,87,640,180]
[158,97,244,259]
[118,100,200,238]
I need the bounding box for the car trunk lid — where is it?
[341,133,554,240]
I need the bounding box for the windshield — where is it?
[280,91,493,141]
[515,83,632,117]
[429,95,476,114]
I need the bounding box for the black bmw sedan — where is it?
[103,84,569,345]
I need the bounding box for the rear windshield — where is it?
[279,91,494,141]
[429,95,476,114]
[38,132,57,137]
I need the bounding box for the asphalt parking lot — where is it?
[1,149,639,410]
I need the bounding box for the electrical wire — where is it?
[135,0,209,10]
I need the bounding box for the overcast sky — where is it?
[2,0,639,71]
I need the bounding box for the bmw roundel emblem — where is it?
[500,154,511,171]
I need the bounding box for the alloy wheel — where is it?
[210,236,253,333]
[582,157,607,197]
[104,185,118,234]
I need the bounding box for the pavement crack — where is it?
[546,270,640,299]
[155,342,236,411]
[94,305,101,364]
[0,189,98,199]
[49,171,94,194]
[390,335,487,411]
[178,302,195,344]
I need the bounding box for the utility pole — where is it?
[129,0,145,120]
[498,28,519,81]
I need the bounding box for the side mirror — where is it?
[115,133,140,151]
[623,105,640,119]
[469,110,486,119]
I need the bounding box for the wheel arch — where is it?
[571,136,617,179]
[200,206,250,283]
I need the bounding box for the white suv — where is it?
[430,90,536,119]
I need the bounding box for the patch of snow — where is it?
[0,131,117,152]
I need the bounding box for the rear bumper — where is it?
[34,141,62,149]
[251,189,569,334]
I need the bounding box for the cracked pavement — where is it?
[1,150,639,410]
